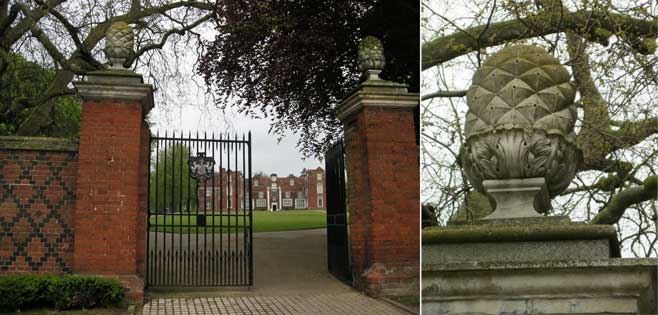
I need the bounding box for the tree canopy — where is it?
[198,0,419,157]
[421,0,658,257]
[0,0,213,136]
[150,143,198,213]
[0,53,80,137]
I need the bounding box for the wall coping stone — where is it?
[0,136,79,152]
[423,257,658,272]
[423,222,621,257]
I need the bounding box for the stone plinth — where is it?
[423,222,620,263]
[72,70,153,301]
[422,221,657,314]
[336,77,419,296]
[422,258,658,314]
[481,178,549,219]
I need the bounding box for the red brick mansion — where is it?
[197,167,326,211]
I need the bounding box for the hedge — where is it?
[0,274,125,312]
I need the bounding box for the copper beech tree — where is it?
[198,0,420,157]
[421,0,657,256]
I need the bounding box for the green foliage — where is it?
[149,143,198,212]
[0,53,81,138]
[642,38,657,55]
[0,275,124,312]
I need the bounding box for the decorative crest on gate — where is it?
[188,152,215,181]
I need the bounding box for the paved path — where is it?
[142,293,406,315]
[143,229,409,314]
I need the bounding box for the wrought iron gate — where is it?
[146,131,253,287]
[325,140,351,283]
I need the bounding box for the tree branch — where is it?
[77,0,213,63]
[590,176,657,225]
[35,0,86,54]
[421,89,467,101]
[129,12,212,66]
[28,24,87,74]
[3,0,67,45]
[610,116,658,152]
[422,9,658,69]
[0,2,20,38]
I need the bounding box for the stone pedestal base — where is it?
[423,222,620,263]
[422,221,657,314]
[482,178,549,219]
[422,259,658,314]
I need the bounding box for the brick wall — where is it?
[306,168,326,210]
[247,173,322,210]
[360,107,419,295]
[0,137,78,274]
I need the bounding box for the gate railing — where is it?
[146,130,253,287]
[325,139,351,282]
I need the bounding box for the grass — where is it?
[149,210,335,233]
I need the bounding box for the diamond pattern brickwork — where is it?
[0,148,77,274]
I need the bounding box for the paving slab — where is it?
[143,229,409,314]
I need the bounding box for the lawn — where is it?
[149,210,332,233]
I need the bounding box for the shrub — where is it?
[0,274,125,312]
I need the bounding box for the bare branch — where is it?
[129,12,212,65]
[590,176,657,225]
[422,9,658,69]
[421,89,467,100]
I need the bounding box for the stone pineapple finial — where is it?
[104,22,134,69]
[358,36,385,80]
[460,45,579,220]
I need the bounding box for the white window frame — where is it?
[256,199,267,207]
[290,179,295,186]
[258,191,264,199]
[295,199,307,209]
[318,197,323,208]
[317,182,323,194]
[316,173,322,180]
[282,199,293,207]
